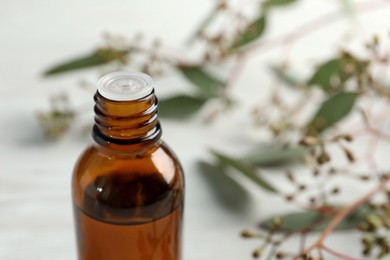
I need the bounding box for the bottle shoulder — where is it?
[158,141,183,166]
[73,141,183,177]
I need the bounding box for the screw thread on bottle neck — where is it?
[92,90,162,147]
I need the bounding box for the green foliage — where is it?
[261,206,371,232]
[231,15,267,50]
[178,66,224,98]
[263,0,298,7]
[44,48,127,76]
[242,146,306,166]
[158,95,206,119]
[157,65,225,119]
[307,92,358,134]
[212,151,277,193]
[307,58,342,91]
[307,54,369,92]
[197,161,250,211]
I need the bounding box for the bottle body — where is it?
[71,71,184,260]
[72,141,184,260]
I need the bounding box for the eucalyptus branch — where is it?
[299,176,390,258]
[243,0,390,57]
[320,244,365,260]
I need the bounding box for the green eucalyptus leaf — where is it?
[243,146,306,166]
[262,211,324,232]
[307,58,342,91]
[380,255,390,260]
[231,15,266,50]
[307,92,358,134]
[178,66,224,98]
[44,48,127,76]
[197,161,250,211]
[270,65,303,87]
[261,206,370,232]
[158,95,206,119]
[212,151,277,193]
[307,55,369,92]
[263,0,298,7]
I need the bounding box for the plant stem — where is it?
[299,232,307,253]
[321,244,365,260]
[266,244,277,260]
[298,176,390,258]
[186,2,221,46]
[318,176,390,243]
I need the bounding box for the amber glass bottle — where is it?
[72,71,184,260]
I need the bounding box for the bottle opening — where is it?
[97,71,154,101]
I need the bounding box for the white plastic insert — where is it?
[97,71,154,101]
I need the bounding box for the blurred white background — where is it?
[1,0,390,259]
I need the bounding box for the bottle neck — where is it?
[92,91,162,149]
